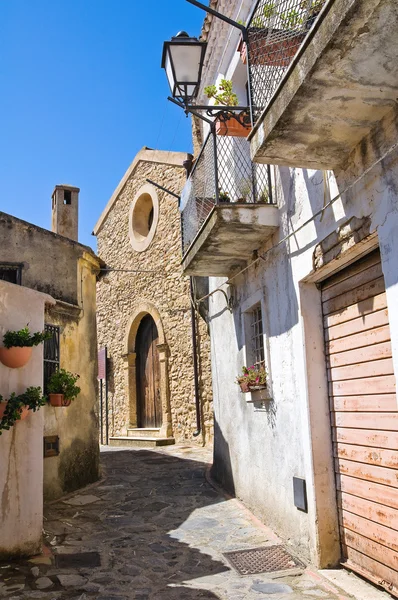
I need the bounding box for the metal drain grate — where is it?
[223,545,305,576]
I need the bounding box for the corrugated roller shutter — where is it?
[322,249,398,596]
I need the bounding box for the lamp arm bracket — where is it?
[146,179,180,199]
[186,0,248,42]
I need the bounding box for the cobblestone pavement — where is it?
[0,445,391,599]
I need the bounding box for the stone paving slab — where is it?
[0,445,392,599]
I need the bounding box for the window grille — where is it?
[43,325,60,393]
[251,305,265,367]
[0,263,22,285]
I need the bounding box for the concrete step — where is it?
[127,428,161,438]
[109,436,175,449]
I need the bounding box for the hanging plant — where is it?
[0,387,46,434]
[0,326,52,369]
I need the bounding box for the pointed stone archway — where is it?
[123,302,173,438]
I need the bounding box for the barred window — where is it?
[251,305,265,367]
[43,325,60,393]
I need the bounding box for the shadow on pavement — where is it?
[0,448,230,599]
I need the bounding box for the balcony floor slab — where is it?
[182,204,279,277]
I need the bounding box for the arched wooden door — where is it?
[136,314,162,428]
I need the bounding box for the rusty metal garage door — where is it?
[322,248,398,596]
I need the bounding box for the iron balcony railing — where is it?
[180,130,274,256]
[247,0,328,121]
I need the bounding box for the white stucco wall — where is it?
[0,281,54,558]
[209,103,398,564]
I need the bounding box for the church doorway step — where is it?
[136,314,162,428]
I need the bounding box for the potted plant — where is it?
[0,387,46,434]
[236,178,253,203]
[218,190,231,204]
[0,326,52,369]
[236,364,268,393]
[204,80,252,137]
[47,369,81,407]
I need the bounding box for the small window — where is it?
[43,325,60,394]
[44,435,60,458]
[250,305,265,367]
[0,263,22,285]
[64,190,72,205]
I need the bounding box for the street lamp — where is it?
[161,31,207,105]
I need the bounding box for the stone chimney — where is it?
[51,185,79,241]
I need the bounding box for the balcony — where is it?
[247,0,398,169]
[180,131,278,277]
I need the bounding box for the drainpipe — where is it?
[190,277,202,438]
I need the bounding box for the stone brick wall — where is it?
[96,153,213,444]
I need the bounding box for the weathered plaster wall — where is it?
[210,104,398,564]
[43,253,100,501]
[96,156,213,444]
[0,281,54,558]
[0,214,100,500]
[0,212,93,305]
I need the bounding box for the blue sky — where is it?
[0,1,204,249]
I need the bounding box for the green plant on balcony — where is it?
[218,190,231,203]
[204,79,239,107]
[236,178,253,203]
[0,387,46,434]
[250,0,325,31]
[257,186,273,203]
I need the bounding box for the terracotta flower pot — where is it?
[216,119,251,138]
[0,346,32,369]
[49,394,71,407]
[0,402,30,421]
[239,381,251,393]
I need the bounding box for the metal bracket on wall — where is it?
[146,179,180,199]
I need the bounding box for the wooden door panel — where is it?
[136,315,161,428]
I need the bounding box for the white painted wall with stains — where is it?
[0,281,54,558]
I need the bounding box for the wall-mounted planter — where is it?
[48,393,71,407]
[0,346,32,369]
[216,119,251,138]
[0,402,30,421]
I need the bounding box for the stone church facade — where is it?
[94,148,213,445]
